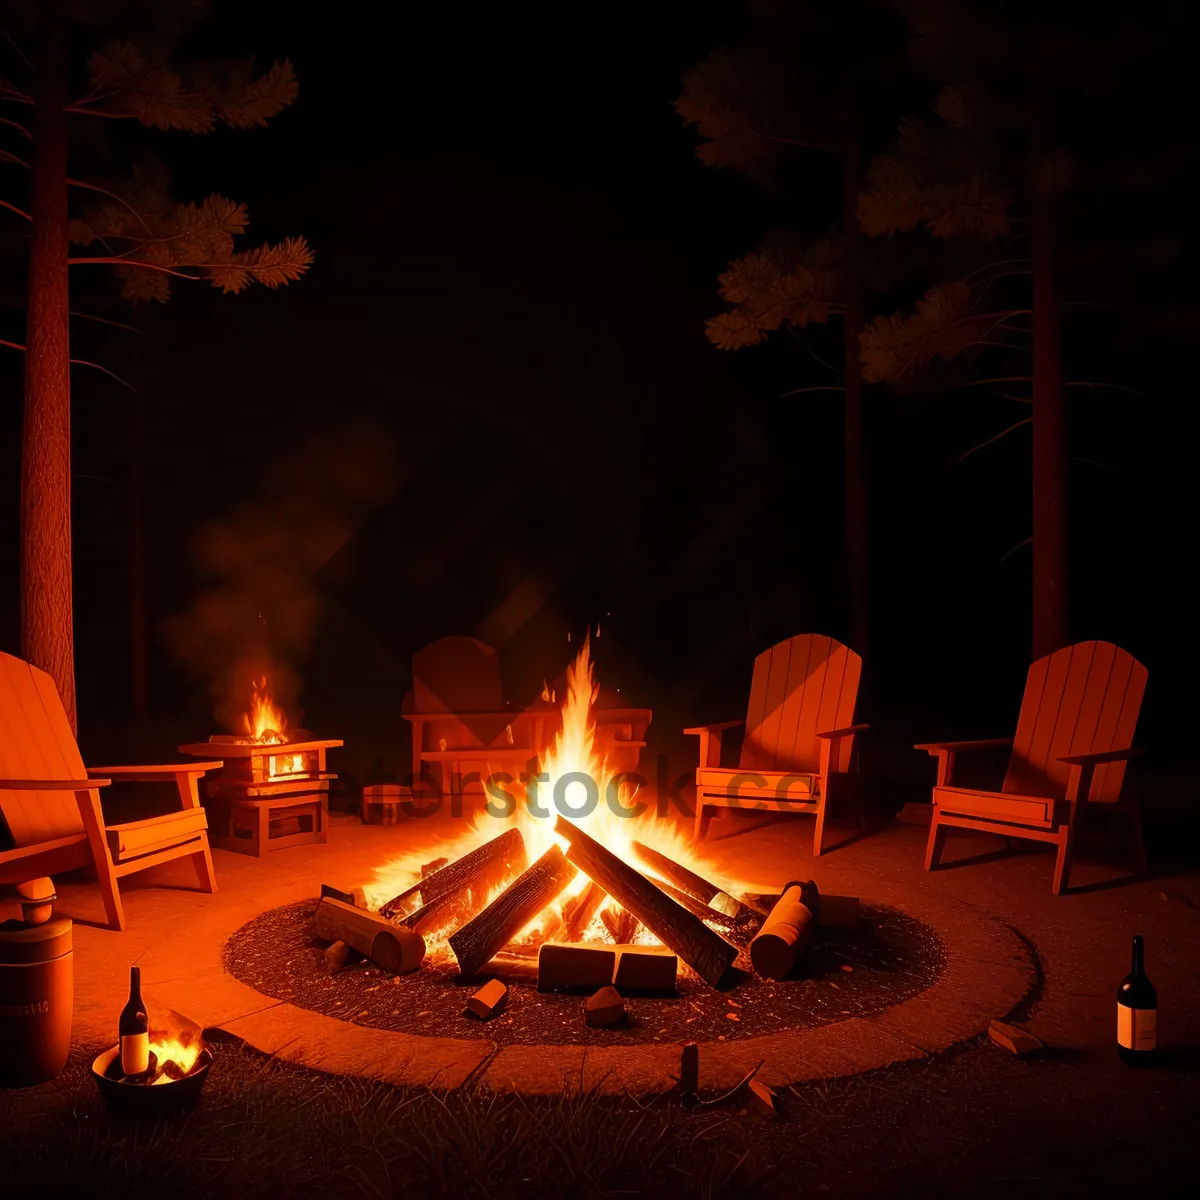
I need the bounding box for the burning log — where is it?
[631,841,758,922]
[600,906,641,945]
[612,945,677,992]
[649,878,763,947]
[555,817,737,988]
[537,943,616,991]
[464,980,508,1021]
[562,881,607,942]
[585,985,625,1028]
[313,897,425,974]
[379,827,527,920]
[449,846,575,979]
[749,881,819,981]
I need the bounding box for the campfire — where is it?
[180,676,343,857]
[333,639,786,994]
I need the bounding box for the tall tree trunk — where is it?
[129,315,149,730]
[842,42,869,665]
[1030,50,1069,660]
[21,2,75,730]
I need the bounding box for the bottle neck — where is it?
[1131,937,1144,978]
[128,966,142,1006]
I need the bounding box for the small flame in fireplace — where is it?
[243,675,289,745]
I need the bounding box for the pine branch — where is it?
[0,27,34,73]
[782,385,847,397]
[0,115,30,138]
[0,336,137,390]
[1,197,29,220]
[0,146,29,168]
[955,417,1031,463]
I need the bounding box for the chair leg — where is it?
[924,814,947,872]
[813,796,827,857]
[192,838,218,893]
[1052,824,1075,896]
[76,788,126,931]
[693,800,709,840]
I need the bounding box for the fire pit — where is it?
[181,676,342,857]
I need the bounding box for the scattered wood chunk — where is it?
[585,985,625,1028]
[464,979,508,1020]
[817,894,860,931]
[600,906,641,945]
[988,1020,1044,1056]
[679,1042,699,1098]
[746,1079,778,1116]
[322,940,350,974]
[314,897,426,974]
[320,883,356,906]
[612,945,678,992]
[538,943,616,992]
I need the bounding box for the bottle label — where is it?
[1117,1005,1156,1051]
[121,1032,150,1075]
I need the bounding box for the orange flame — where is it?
[148,1008,204,1081]
[366,635,752,959]
[243,675,288,745]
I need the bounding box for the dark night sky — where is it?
[1,1,1197,788]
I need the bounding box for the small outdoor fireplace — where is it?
[180,677,342,857]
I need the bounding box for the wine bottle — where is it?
[119,966,151,1077]
[1117,935,1157,1065]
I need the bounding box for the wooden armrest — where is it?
[816,723,869,740]
[0,777,110,789]
[683,720,744,736]
[1058,747,1143,766]
[914,738,1012,754]
[88,761,224,776]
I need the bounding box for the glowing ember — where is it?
[366,635,753,963]
[243,675,289,745]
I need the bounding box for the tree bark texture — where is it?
[21,2,75,730]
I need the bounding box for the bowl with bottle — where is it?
[90,968,213,1113]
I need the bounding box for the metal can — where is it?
[0,916,73,1086]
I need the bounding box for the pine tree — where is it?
[1,1,311,729]
[857,0,1190,657]
[677,0,906,663]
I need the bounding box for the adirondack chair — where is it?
[402,636,548,798]
[0,650,221,931]
[688,634,867,855]
[917,641,1147,895]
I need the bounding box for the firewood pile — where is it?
[313,817,859,1027]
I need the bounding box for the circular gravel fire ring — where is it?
[225,899,943,1045]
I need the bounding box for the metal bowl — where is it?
[90,1044,214,1114]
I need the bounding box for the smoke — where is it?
[164,423,396,734]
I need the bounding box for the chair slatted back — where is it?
[1003,641,1147,804]
[740,635,861,773]
[0,651,87,846]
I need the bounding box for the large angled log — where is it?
[313,897,425,974]
[562,880,607,942]
[631,841,758,922]
[379,827,526,920]
[448,845,575,979]
[651,877,763,947]
[556,817,737,987]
